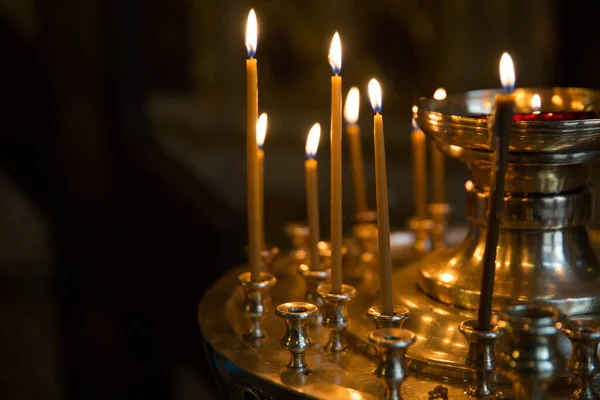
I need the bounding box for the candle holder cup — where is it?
[297,264,330,325]
[275,302,319,371]
[408,216,433,255]
[317,283,356,352]
[284,223,309,262]
[367,305,411,329]
[428,202,450,250]
[563,322,600,400]
[458,319,503,398]
[499,304,565,400]
[368,328,416,400]
[237,271,277,340]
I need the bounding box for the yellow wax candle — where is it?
[431,141,445,204]
[411,120,427,218]
[256,113,268,249]
[344,87,368,214]
[245,9,261,281]
[329,32,343,294]
[305,123,322,271]
[369,78,393,316]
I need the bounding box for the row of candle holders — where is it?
[237,265,600,400]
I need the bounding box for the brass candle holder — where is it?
[317,283,356,352]
[276,302,318,371]
[408,216,433,255]
[563,323,600,400]
[458,319,503,398]
[499,304,565,400]
[297,264,330,324]
[368,328,416,400]
[428,202,450,249]
[367,305,411,329]
[236,271,277,339]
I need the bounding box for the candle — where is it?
[305,123,322,271]
[431,88,447,204]
[256,112,268,249]
[477,52,515,331]
[344,87,368,214]
[368,78,393,316]
[245,9,261,281]
[531,93,541,115]
[329,32,343,294]
[411,120,427,218]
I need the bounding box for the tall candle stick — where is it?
[431,88,447,204]
[256,112,268,249]
[368,78,393,316]
[411,120,427,218]
[477,52,515,331]
[305,123,322,271]
[329,32,343,294]
[344,87,368,214]
[245,9,261,281]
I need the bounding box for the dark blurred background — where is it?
[0,0,599,399]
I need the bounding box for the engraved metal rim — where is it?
[367,305,410,322]
[416,87,600,152]
[237,271,277,289]
[297,264,331,280]
[458,319,503,340]
[369,328,416,348]
[317,283,356,300]
[275,301,318,319]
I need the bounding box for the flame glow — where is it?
[412,105,418,116]
[256,113,268,148]
[499,52,515,93]
[433,88,447,100]
[305,123,321,158]
[245,9,257,57]
[344,87,360,123]
[531,94,541,114]
[328,32,342,74]
[368,78,382,113]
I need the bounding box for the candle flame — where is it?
[531,94,541,114]
[245,9,257,57]
[499,52,515,93]
[368,78,382,113]
[433,88,447,100]
[256,113,268,148]
[305,123,321,158]
[412,105,418,116]
[344,87,360,124]
[328,32,342,74]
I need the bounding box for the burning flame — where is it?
[305,123,321,158]
[328,32,342,74]
[433,88,447,100]
[368,78,382,113]
[344,87,360,124]
[256,113,267,148]
[245,9,257,57]
[499,52,515,93]
[531,94,541,114]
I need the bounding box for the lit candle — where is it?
[329,32,343,294]
[431,88,446,204]
[256,112,268,249]
[344,87,368,214]
[245,9,261,281]
[531,93,541,114]
[477,52,515,331]
[368,78,393,316]
[411,119,427,218]
[305,123,322,271]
